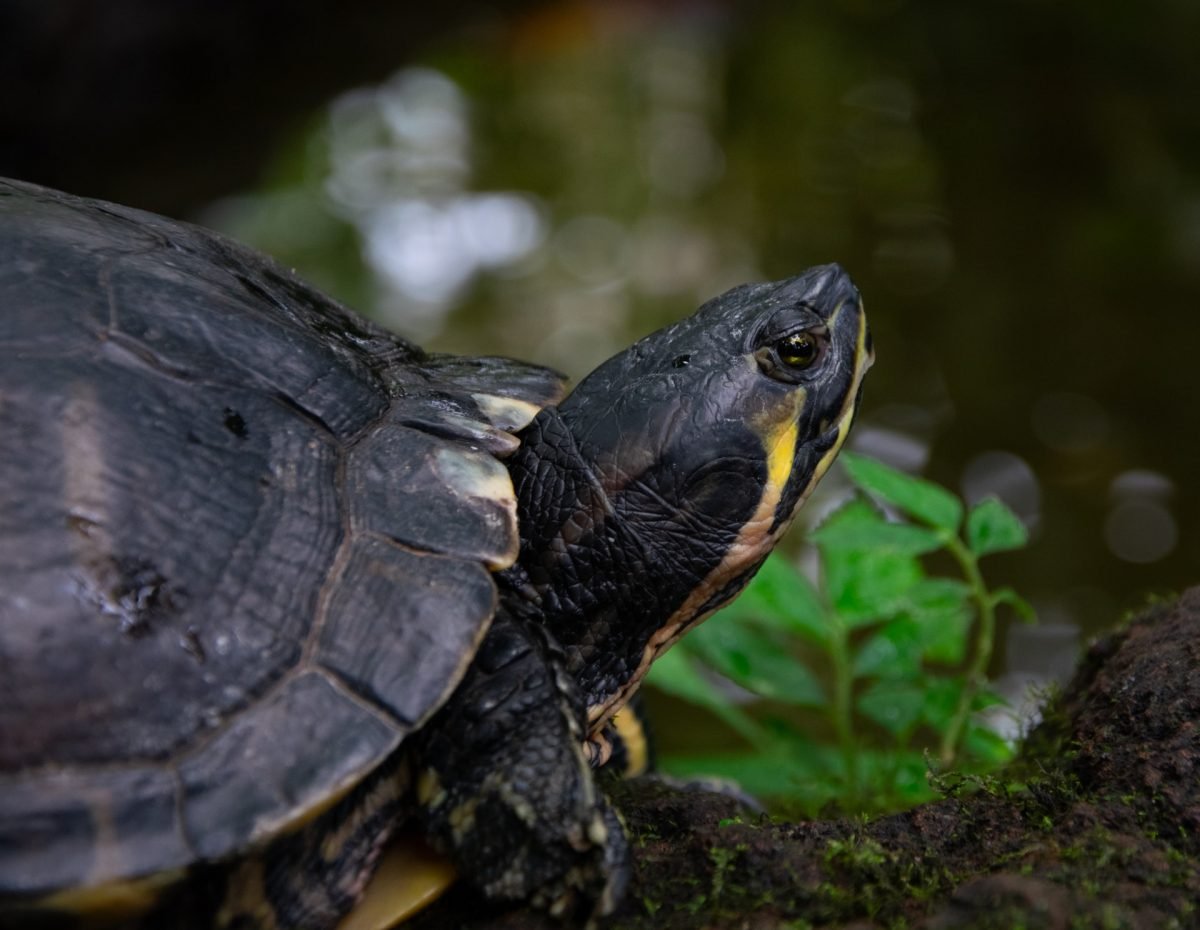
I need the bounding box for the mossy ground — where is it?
[409,590,1200,929]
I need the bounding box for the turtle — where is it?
[0,176,873,929]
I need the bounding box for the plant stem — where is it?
[827,612,858,795]
[939,537,996,765]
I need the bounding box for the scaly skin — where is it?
[415,264,872,918]
[416,608,629,918]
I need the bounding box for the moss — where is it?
[707,844,746,902]
[404,590,1200,930]
[815,832,954,926]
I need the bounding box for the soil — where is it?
[409,588,1200,929]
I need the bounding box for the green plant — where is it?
[647,452,1035,814]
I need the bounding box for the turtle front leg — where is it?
[413,610,630,919]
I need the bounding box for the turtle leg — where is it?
[413,609,630,919]
[175,755,411,930]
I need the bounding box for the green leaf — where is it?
[720,554,829,647]
[852,617,924,680]
[811,516,944,556]
[919,607,971,666]
[886,751,938,806]
[823,544,924,627]
[902,578,973,664]
[920,676,964,731]
[991,586,1037,623]
[815,500,927,626]
[813,496,885,538]
[686,619,827,708]
[905,578,972,612]
[962,723,1015,764]
[841,452,964,531]
[970,688,1010,712]
[646,648,773,750]
[857,680,924,736]
[814,495,947,556]
[660,741,840,805]
[965,497,1028,556]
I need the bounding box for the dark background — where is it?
[5,0,1198,657]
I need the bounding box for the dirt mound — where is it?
[412,589,1200,929]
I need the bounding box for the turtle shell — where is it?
[0,179,566,901]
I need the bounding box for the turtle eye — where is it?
[775,332,820,370]
[753,321,828,382]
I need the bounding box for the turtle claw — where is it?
[533,801,630,924]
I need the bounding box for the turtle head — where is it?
[507,264,872,729]
[560,262,870,544]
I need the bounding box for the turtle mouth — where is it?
[821,353,871,443]
[803,301,873,491]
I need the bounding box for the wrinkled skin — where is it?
[414,265,872,917]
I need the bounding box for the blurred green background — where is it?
[207,2,1197,628]
[6,0,1198,796]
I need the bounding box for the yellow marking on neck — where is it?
[609,708,650,777]
[764,417,800,501]
[757,380,807,515]
[337,833,456,930]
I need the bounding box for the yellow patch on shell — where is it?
[35,869,183,923]
[337,833,455,930]
[471,393,545,432]
[432,447,519,569]
[433,447,515,506]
